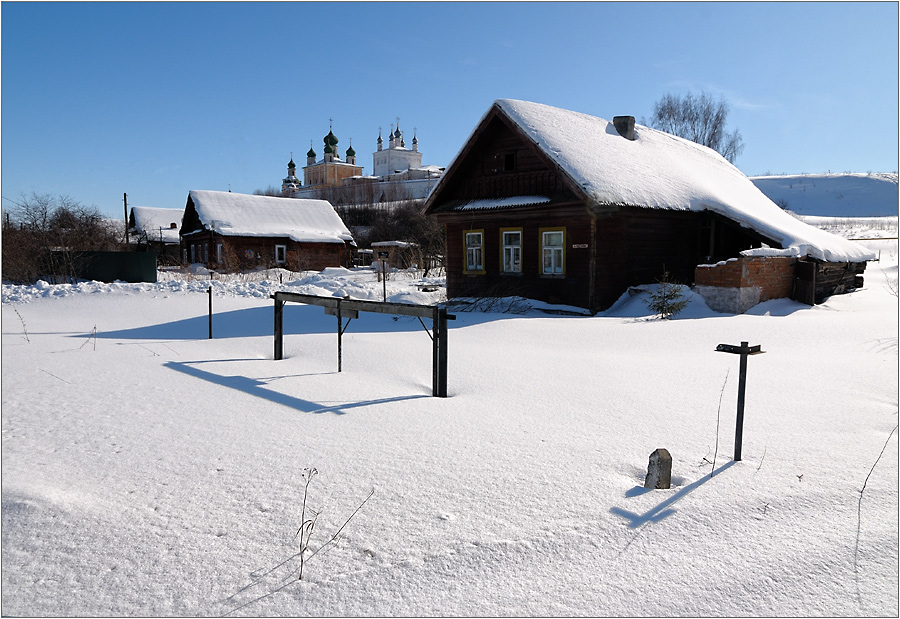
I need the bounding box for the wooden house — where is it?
[423,100,873,313]
[128,206,182,264]
[180,190,355,271]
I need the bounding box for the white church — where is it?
[373,123,422,176]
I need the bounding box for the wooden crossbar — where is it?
[272,292,454,397]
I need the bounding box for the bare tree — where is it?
[363,201,445,275]
[2,193,119,283]
[645,91,745,164]
[253,185,284,197]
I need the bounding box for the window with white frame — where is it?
[464,231,484,273]
[216,243,223,264]
[190,244,196,263]
[501,229,522,273]
[541,229,565,275]
[275,244,287,265]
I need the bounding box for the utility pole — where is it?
[123,193,129,244]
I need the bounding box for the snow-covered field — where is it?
[2,223,897,616]
[751,173,898,217]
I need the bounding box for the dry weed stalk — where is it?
[12,306,29,342]
[294,468,374,581]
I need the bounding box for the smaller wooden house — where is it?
[180,190,355,271]
[129,206,182,264]
[370,240,419,269]
[424,100,874,313]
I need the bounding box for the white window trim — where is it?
[275,244,287,265]
[464,231,484,273]
[501,229,522,273]
[541,229,565,275]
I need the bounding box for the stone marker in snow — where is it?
[644,448,672,489]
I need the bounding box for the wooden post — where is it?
[123,193,129,245]
[337,299,343,373]
[437,307,448,397]
[734,341,749,461]
[274,295,284,360]
[715,341,764,462]
[432,306,439,396]
[208,286,213,339]
[432,307,449,397]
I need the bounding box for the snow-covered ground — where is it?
[2,221,897,616]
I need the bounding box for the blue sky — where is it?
[2,1,897,219]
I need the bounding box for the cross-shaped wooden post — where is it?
[715,341,765,461]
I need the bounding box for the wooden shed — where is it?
[423,100,872,313]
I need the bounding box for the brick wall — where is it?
[740,256,796,302]
[695,258,743,288]
[695,256,796,313]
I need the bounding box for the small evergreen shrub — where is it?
[645,270,689,319]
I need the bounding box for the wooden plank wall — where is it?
[441,203,593,309]
[444,115,570,202]
[814,261,866,303]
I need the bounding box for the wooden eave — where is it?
[179,196,203,237]
[701,208,781,249]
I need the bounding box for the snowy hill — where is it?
[750,173,898,217]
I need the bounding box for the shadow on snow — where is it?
[610,460,737,528]
[87,301,589,342]
[164,359,429,415]
[92,304,440,341]
[79,292,809,344]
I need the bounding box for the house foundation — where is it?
[694,254,866,313]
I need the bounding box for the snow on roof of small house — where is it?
[371,240,417,248]
[188,190,354,244]
[447,99,874,263]
[130,206,182,244]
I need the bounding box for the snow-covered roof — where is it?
[187,190,354,244]
[130,207,182,244]
[436,99,874,263]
